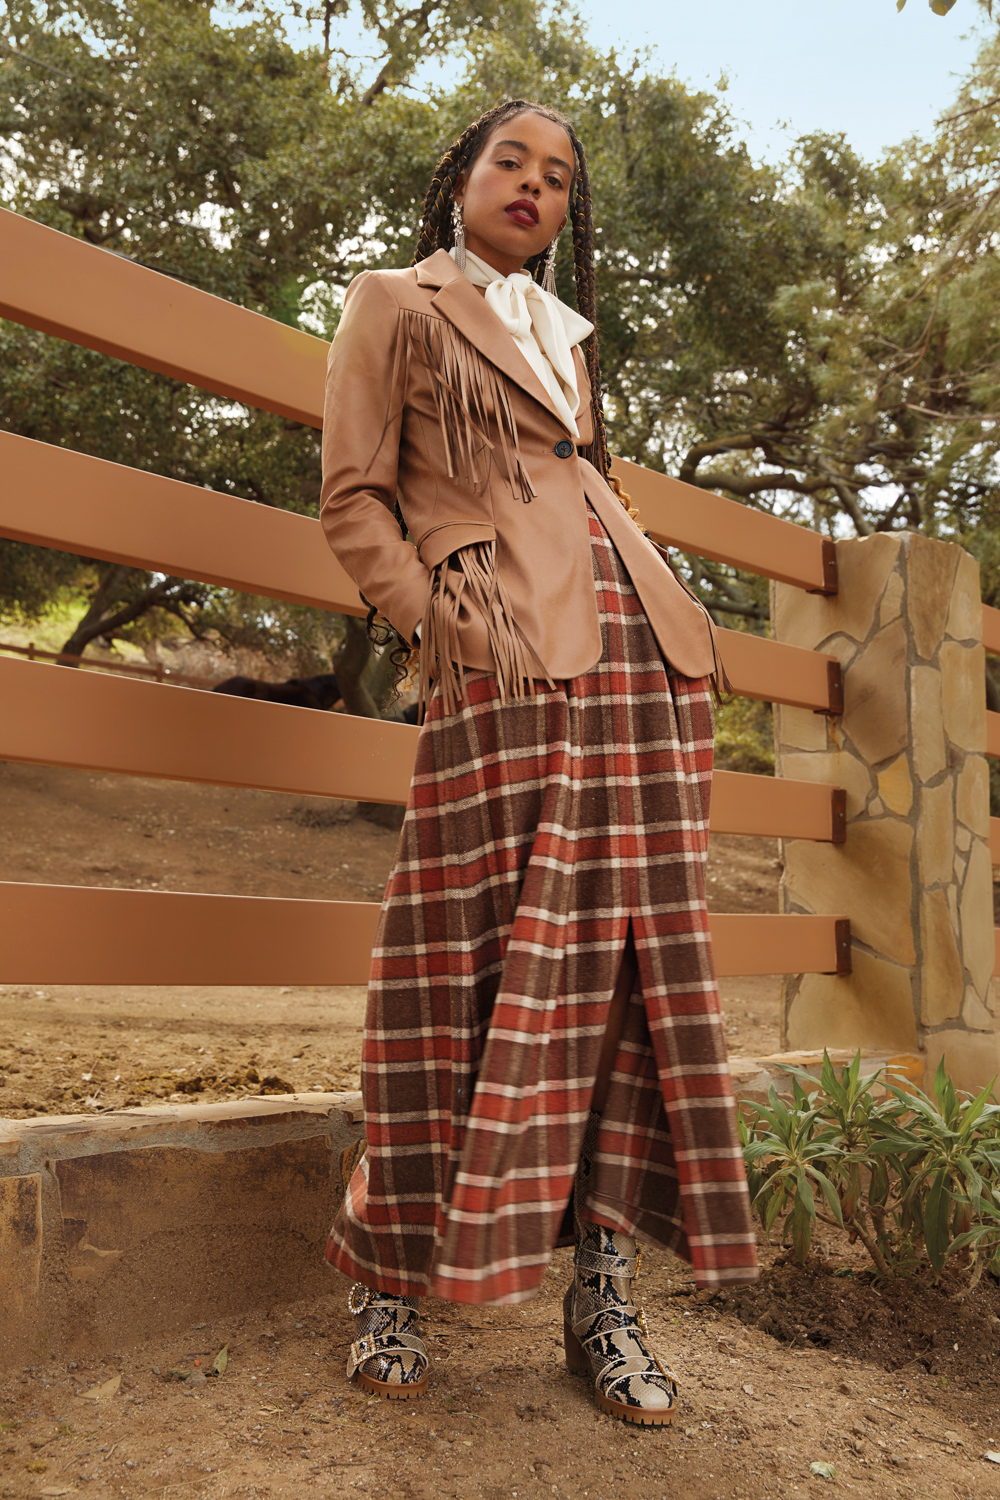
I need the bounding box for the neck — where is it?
[462,232,526,278]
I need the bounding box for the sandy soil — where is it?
[2,1242,1000,1500]
[4,763,1000,1499]
[0,762,783,1118]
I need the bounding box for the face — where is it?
[454,110,573,277]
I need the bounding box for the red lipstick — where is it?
[505,198,539,227]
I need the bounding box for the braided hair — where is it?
[413,99,610,479]
[363,100,614,697]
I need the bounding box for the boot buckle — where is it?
[348,1283,372,1315]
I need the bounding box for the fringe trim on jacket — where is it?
[417,539,555,718]
[707,633,735,704]
[375,310,537,506]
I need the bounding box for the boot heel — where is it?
[563,1314,590,1376]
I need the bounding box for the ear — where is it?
[453,171,467,206]
[558,216,567,233]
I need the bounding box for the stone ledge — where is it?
[0,1092,364,1372]
[0,1090,365,1176]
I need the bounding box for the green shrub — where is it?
[740,1051,1000,1284]
[714,697,774,776]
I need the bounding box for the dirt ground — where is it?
[2,1240,1000,1500]
[6,760,1000,1500]
[0,761,782,1117]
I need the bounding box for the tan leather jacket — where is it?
[320,249,717,702]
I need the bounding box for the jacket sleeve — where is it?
[320,271,431,644]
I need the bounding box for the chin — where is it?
[488,231,546,264]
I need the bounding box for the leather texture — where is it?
[565,1223,677,1422]
[347,1288,428,1390]
[565,1111,677,1424]
[320,248,718,682]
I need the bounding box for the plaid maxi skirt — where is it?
[326,505,758,1304]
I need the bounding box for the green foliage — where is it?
[0,539,86,623]
[5,0,1000,662]
[714,696,774,775]
[741,1051,1000,1284]
[898,0,959,14]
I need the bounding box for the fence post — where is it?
[772,533,998,1093]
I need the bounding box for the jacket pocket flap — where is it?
[417,520,497,570]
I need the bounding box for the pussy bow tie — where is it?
[454,248,593,439]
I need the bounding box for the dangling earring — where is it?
[541,237,558,297]
[452,199,466,274]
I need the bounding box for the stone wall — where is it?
[772,532,999,1093]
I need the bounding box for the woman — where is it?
[319,99,757,1427]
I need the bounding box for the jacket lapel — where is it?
[573,346,594,447]
[415,250,571,432]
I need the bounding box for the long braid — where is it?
[565,133,610,479]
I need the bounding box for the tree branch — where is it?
[360,0,435,106]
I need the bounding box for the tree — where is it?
[0,0,442,698]
[5,0,1000,675]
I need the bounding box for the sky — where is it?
[301,0,990,164]
[574,0,988,162]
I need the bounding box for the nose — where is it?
[519,169,543,197]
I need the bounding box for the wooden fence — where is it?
[0,205,859,987]
[0,638,213,688]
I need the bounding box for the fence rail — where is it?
[0,206,327,426]
[0,654,847,838]
[610,457,837,594]
[0,882,851,983]
[0,637,212,688]
[0,431,361,614]
[2,431,842,712]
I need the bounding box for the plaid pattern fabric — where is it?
[326,507,757,1303]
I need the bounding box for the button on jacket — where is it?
[320,249,718,693]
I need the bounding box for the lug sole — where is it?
[594,1387,675,1426]
[564,1310,675,1426]
[355,1368,429,1400]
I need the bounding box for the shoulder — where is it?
[331,268,423,361]
[343,265,424,312]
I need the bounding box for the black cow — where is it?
[212,672,342,710]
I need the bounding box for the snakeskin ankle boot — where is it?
[564,1222,678,1425]
[346,1284,430,1399]
[563,1112,677,1425]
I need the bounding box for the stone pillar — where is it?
[772,532,998,1093]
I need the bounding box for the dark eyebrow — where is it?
[493,138,573,175]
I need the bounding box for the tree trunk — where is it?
[58,563,130,664]
[364,636,402,714]
[58,566,192,665]
[332,616,381,718]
